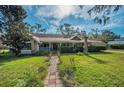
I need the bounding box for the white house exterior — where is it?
[21,33,104,54]
[108,39,124,44]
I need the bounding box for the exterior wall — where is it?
[31,39,39,53]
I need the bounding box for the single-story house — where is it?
[108,39,124,44]
[21,33,104,54]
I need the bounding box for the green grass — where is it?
[0,49,9,53]
[106,49,124,52]
[0,53,49,87]
[59,52,124,87]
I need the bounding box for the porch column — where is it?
[59,43,61,51]
[72,43,75,51]
[49,43,51,51]
[72,43,75,47]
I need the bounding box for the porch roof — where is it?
[32,36,103,44]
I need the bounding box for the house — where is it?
[108,39,124,44]
[21,33,104,54]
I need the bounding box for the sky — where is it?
[23,5,124,36]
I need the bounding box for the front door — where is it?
[53,43,58,51]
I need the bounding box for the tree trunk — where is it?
[83,37,88,54]
[15,48,21,56]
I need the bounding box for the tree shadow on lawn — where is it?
[86,54,108,64]
[89,51,112,55]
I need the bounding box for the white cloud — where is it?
[34,5,95,27]
[25,5,124,33]
[35,5,75,20]
[72,5,95,20]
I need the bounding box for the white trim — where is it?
[21,50,32,54]
[70,35,82,40]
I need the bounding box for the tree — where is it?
[34,23,46,34]
[78,5,122,53]
[88,28,101,39]
[101,29,120,43]
[57,23,80,38]
[81,31,88,54]
[0,5,31,55]
[87,5,121,25]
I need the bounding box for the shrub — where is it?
[88,44,107,52]
[75,47,83,52]
[59,46,75,53]
[35,50,49,56]
[109,44,124,49]
[59,57,76,86]
[23,71,43,87]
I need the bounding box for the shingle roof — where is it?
[33,33,64,38]
[32,33,103,43]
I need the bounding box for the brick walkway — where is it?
[44,54,63,87]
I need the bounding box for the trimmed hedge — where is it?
[59,46,74,53]
[75,47,83,52]
[88,44,107,52]
[109,44,124,49]
[59,45,106,53]
[35,50,50,56]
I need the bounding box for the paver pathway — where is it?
[44,54,63,87]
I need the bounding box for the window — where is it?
[39,43,49,48]
[23,42,31,50]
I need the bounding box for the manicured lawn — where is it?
[59,52,124,87]
[105,49,124,52]
[0,53,49,87]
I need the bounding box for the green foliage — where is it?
[88,44,107,52]
[59,57,76,86]
[75,47,83,52]
[59,45,106,53]
[59,53,124,86]
[109,44,124,49]
[0,54,48,87]
[60,46,75,53]
[35,50,50,56]
[0,6,31,56]
[0,44,8,50]
[87,5,121,25]
[57,23,80,38]
[101,30,120,43]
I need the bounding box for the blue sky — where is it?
[23,5,124,36]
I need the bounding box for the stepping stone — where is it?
[48,79,56,84]
[56,84,63,87]
[44,84,48,87]
[50,72,56,75]
[48,84,56,87]
[43,54,63,87]
[56,79,62,84]
[49,75,56,79]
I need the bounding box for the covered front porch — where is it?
[39,42,84,52]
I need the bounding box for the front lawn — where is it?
[105,49,124,52]
[59,52,124,87]
[0,53,49,87]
